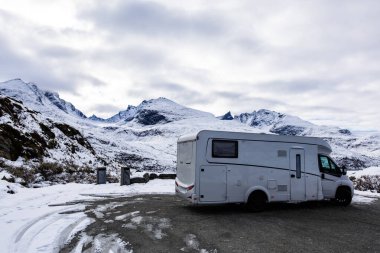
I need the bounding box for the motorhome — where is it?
[175,130,353,211]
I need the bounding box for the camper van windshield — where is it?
[319,155,342,176]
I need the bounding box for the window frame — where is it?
[212,140,238,158]
[318,155,342,176]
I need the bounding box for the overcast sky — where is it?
[0,0,379,131]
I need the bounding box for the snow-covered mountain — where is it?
[234,109,351,136]
[230,109,379,168]
[0,79,87,119]
[91,97,212,124]
[0,79,379,183]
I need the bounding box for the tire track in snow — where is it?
[10,205,91,253]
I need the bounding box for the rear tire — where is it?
[247,191,267,212]
[335,187,352,206]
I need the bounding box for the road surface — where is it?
[61,194,380,253]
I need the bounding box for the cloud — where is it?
[0,8,105,94]
[88,45,168,71]
[0,35,103,93]
[82,1,225,38]
[0,36,72,91]
[38,45,79,59]
[90,103,121,115]
[1,1,380,130]
[254,79,337,94]
[127,80,211,106]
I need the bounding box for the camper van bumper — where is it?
[175,189,198,203]
[175,180,197,203]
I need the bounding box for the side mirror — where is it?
[341,165,347,175]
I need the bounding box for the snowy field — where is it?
[0,180,174,253]
[1,167,380,253]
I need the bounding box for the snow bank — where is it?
[0,171,23,197]
[348,167,380,193]
[0,180,22,197]
[348,166,380,177]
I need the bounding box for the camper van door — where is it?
[199,165,227,202]
[290,148,306,201]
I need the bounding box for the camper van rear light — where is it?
[187,185,194,191]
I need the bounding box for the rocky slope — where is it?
[0,79,379,184]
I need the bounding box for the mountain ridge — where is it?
[0,79,87,119]
[0,79,379,184]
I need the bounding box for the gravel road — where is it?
[61,194,380,253]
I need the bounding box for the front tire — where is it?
[335,188,352,206]
[247,191,267,212]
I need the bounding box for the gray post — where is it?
[120,167,131,186]
[97,167,106,184]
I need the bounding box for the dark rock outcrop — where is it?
[338,129,352,135]
[54,123,95,154]
[219,111,234,120]
[0,124,46,161]
[135,110,170,125]
[270,125,306,136]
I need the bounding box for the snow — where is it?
[120,214,172,240]
[352,194,377,204]
[64,217,95,245]
[0,79,85,119]
[183,234,200,251]
[0,179,22,197]
[347,167,380,202]
[89,233,133,253]
[0,180,174,253]
[348,166,380,177]
[181,234,217,253]
[69,233,131,253]
[70,233,93,253]
[115,211,140,221]
[131,216,143,225]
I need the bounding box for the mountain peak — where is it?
[0,79,87,119]
[218,111,234,120]
[140,97,178,106]
[88,114,105,121]
[90,97,213,125]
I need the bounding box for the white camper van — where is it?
[175,130,353,211]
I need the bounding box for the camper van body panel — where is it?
[176,130,353,205]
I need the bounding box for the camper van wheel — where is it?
[247,191,267,212]
[335,187,352,206]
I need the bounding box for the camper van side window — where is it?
[212,140,238,158]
